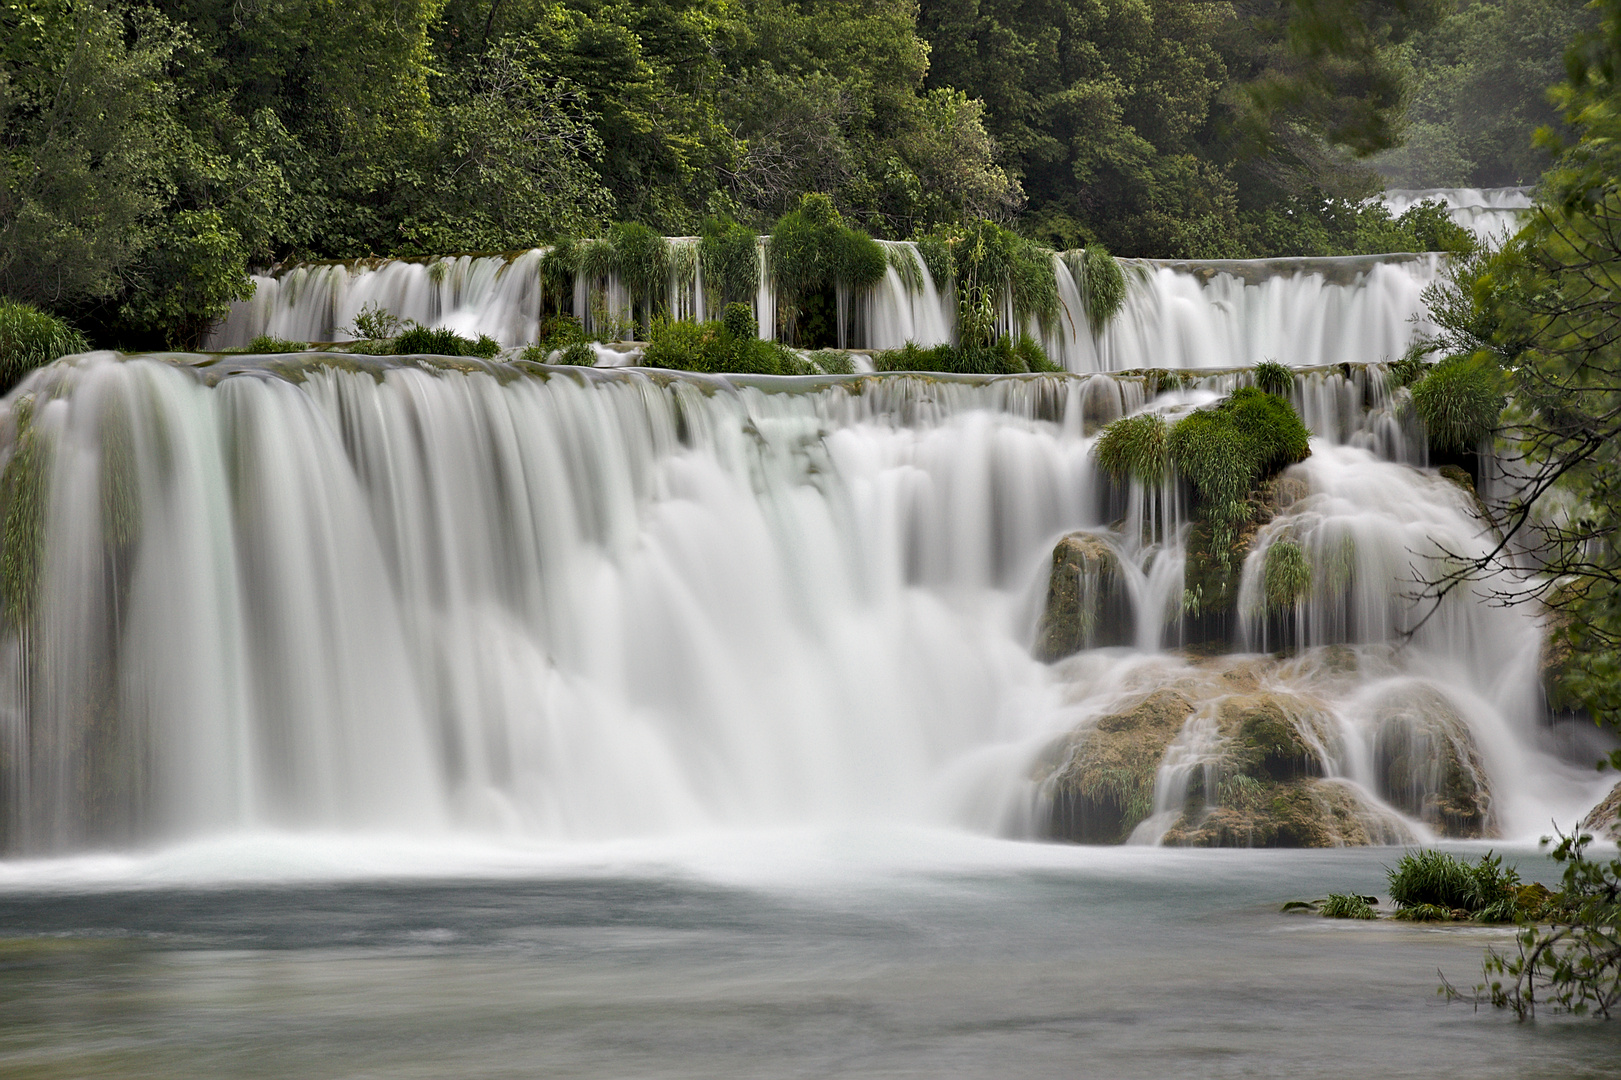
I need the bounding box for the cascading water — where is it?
[1380,186,1533,245]
[0,342,1612,853]
[209,245,1444,373]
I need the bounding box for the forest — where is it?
[0,0,1590,349]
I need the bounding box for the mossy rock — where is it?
[1034,531,1132,661]
[1161,777,1387,848]
[1037,689,1196,843]
[1582,780,1621,842]
[1370,685,1493,838]
[1180,471,1310,651]
[1218,694,1328,782]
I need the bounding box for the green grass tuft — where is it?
[699,218,760,307]
[1264,539,1312,611]
[245,335,308,353]
[392,325,498,358]
[1321,893,1378,919]
[1410,355,1503,452]
[1253,360,1293,396]
[1082,246,1126,330]
[1095,413,1169,486]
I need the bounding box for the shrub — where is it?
[639,316,788,375]
[699,218,761,307]
[1411,356,1503,452]
[1394,199,1476,256]
[1253,360,1293,397]
[1095,413,1169,485]
[246,335,307,353]
[556,341,596,366]
[344,301,400,340]
[722,302,757,341]
[1011,332,1061,373]
[1321,893,1377,919]
[608,223,669,309]
[1264,539,1312,611]
[768,194,888,343]
[0,302,89,391]
[536,314,584,351]
[392,325,500,358]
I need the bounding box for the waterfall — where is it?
[209,248,1443,374]
[1380,187,1533,246]
[0,352,1610,852]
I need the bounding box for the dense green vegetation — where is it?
[1,0,1530,352]
[0,300,87,391]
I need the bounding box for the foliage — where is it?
[1168,388,1312,555]
[243,335,306,354]
[640,315,797,375]
[345,302,401,341]
[700,219,760,308]
[0,301,87,392]
[767,194,887,344]
[1264,540,1312,612]
[556,342,596,366]
[874,334,1058,376]
[1375,0,1596,187]
[1095,413,1170,486]
[392,326,500,358]
[1321,893,1377,919]
[1253,361,1294,397]
[1387,848,1523,915]
[1080,248,1126,332]
[1409,356,1505,453]
[1449,827,1621,1018]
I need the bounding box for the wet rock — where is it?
[1371,685,1493,838]
[1582,780,1621,842]
[1162,777,1401,848]
[1036,689,1195,843]
[1034,532,1133,661]
[1218,694,1327,782]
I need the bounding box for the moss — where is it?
[1253,360,1293,396]
[0,397,47,627]
[0,301,87,392]
[1264,540,1311,612]
[1082,246,1126,330]
[1040,689,1197,843]
[1034,531,1132,660]
[1095,412,1169,486]
[1410,355,1503,452]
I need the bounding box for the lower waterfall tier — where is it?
[0,354,1610,852]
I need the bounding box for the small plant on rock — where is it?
[1321,893,1378,919]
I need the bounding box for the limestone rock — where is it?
[1037,689,1195,843]
[1162,777,1403,848]
[1582,780,1621,842]
[1034,531,1132,661]
[1371,685,1493,838]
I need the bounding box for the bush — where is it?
[392,325,500,358]
[1321,893,1377,919]
[639,316,790,375]
[1095,413,1169,485]
[1411,356,1503,452]
[343,301,401,340]
[245,335,307,353]
[1387,848,1521,914]
[1253,360,1293,396]
[535,314,584,351]
[768,194,888,344]
[0,301,87,393]
[1011,332,1061,373]
[722,302,757,341]
[556,341,596,366]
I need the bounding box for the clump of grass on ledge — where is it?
[1253,360,1293,396]
[1094,412,1168,486]
[245,335,308,353]
[0,300,88,392]
[1388,848,1526,921]
[1410,355,1503,452]
[392,325,501,359]
[1082,246,1126,330]
[1321,893,1378,919]
[873,333,1059,375]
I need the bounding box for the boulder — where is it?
[1582,780,1621,842]
[1370,685,1493,838]
[1161,777,1402,848]
[1034,532,1133,661]
[1036,689,1195,843]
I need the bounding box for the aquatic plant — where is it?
[1410,356,1503,451]
[1387,848,1521,915]
[343,301,400,341]
[1264,540,1312,611]
[1321,893,1377,919]
[1253,360,1293,397]
[1095,413,1169,486]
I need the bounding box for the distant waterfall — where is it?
[210,248,1445,374]
[1380,187,1533,246]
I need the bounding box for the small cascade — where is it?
[1380,186,1533,246]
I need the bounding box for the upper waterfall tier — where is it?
[209,248,1443,374]
[0,354,1608,853]
[1380,186,1533,245]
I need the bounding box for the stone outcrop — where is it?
[1370,684,1493,838]
[1034,531,1133,661]
[1037,689,1194,843]
[1582,780,1621,842]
